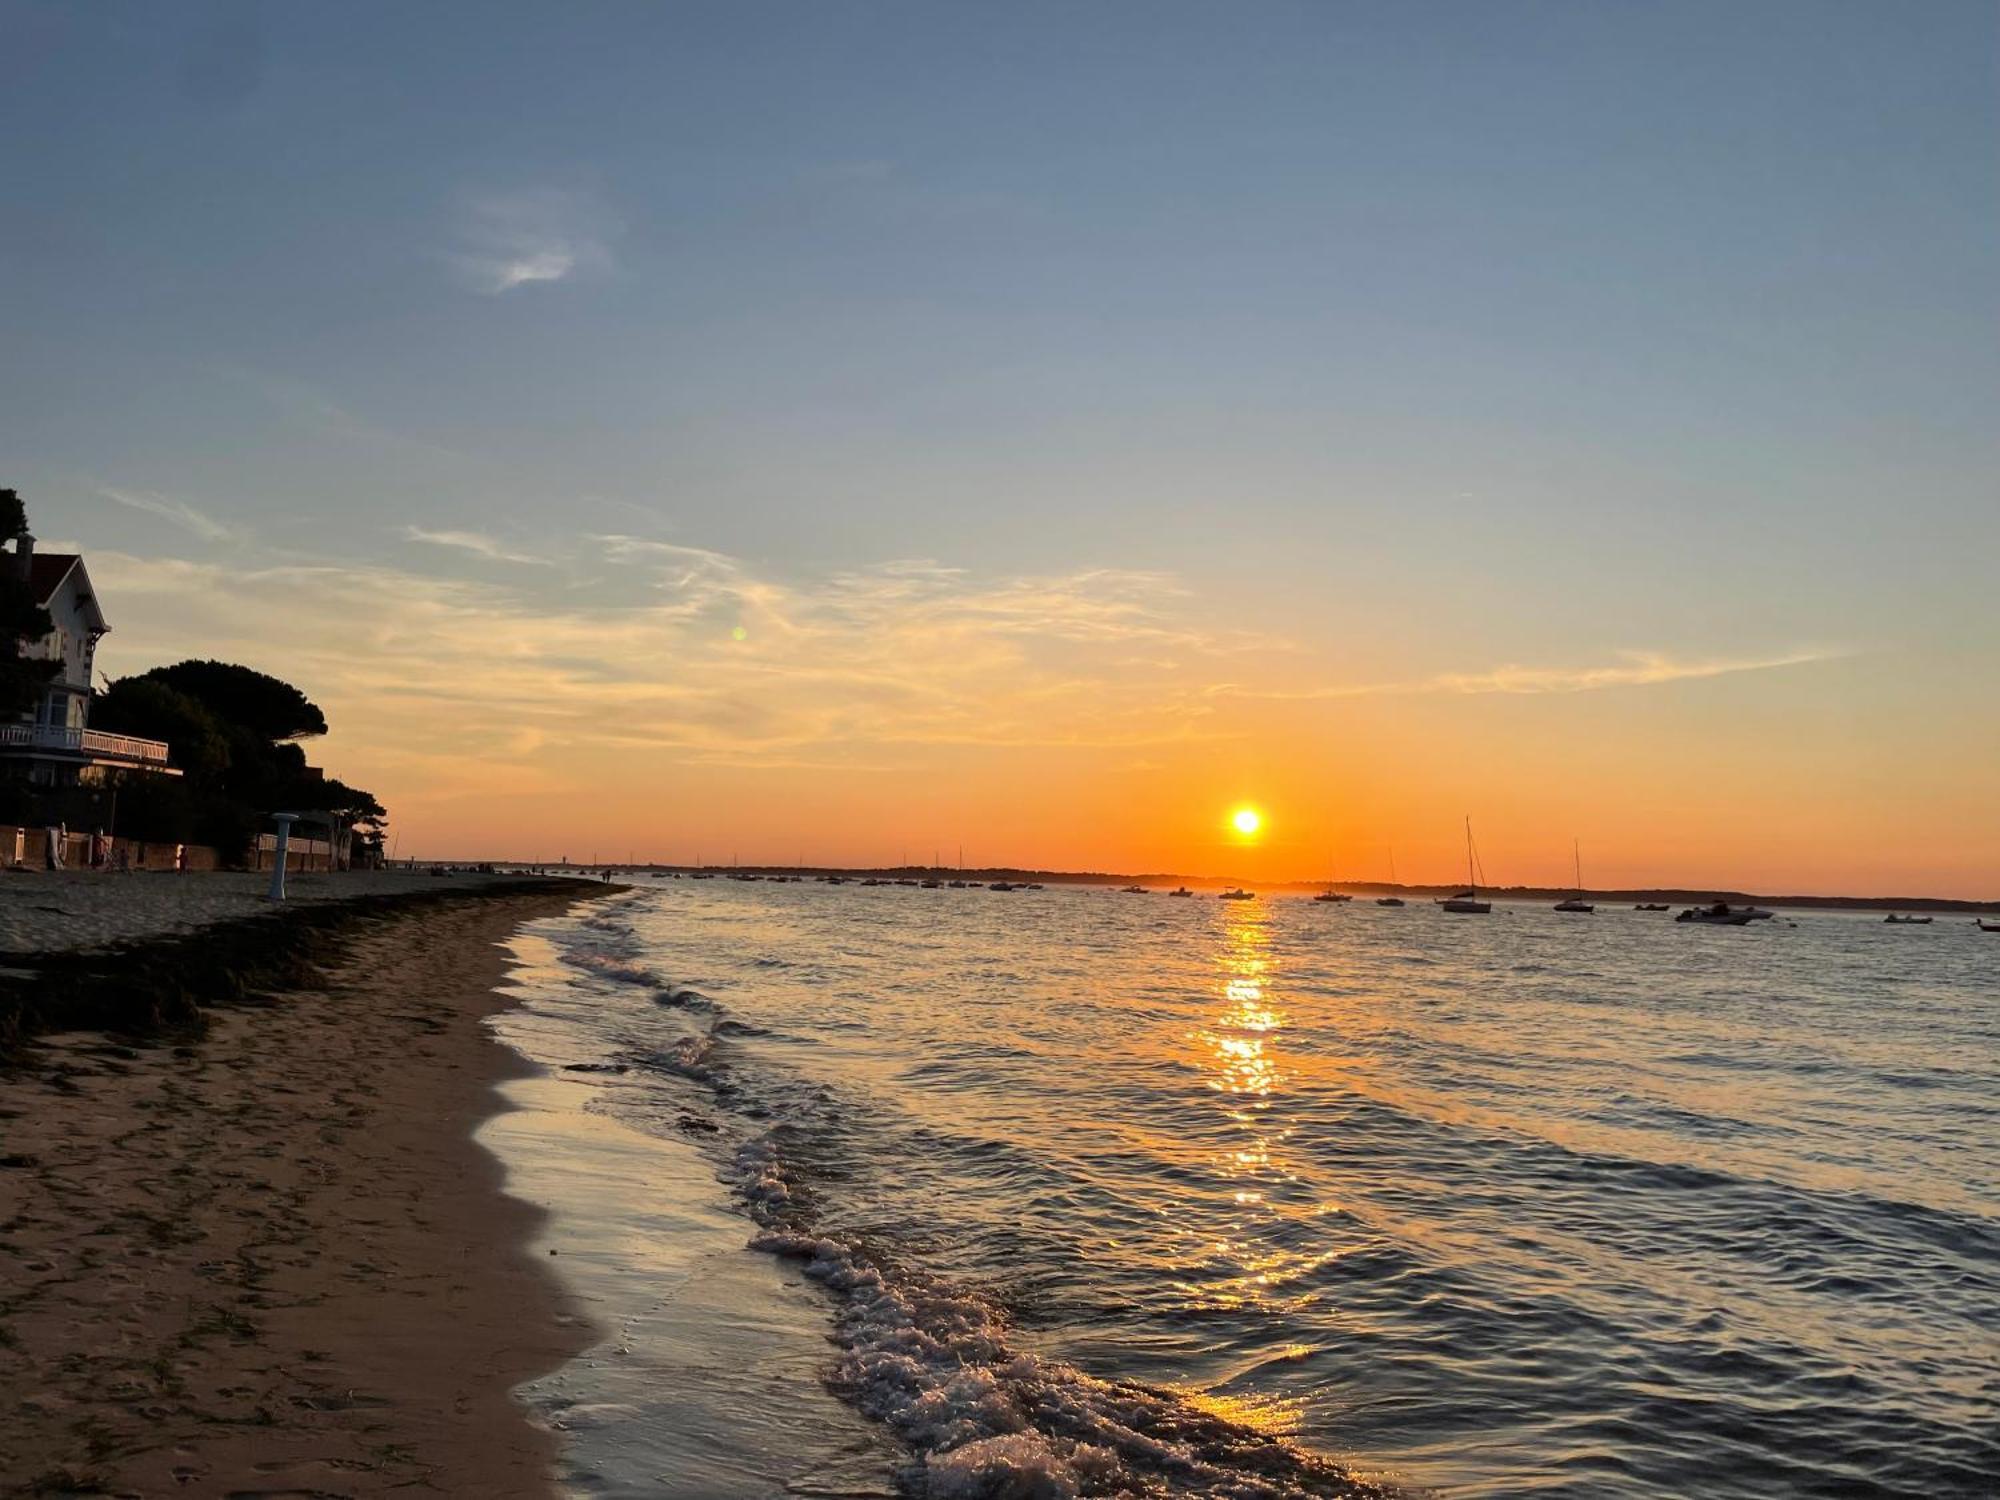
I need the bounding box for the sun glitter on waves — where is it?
[1230,806,1263,837]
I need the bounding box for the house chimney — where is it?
[14,533,32,585]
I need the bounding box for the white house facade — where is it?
[1,534,176,784]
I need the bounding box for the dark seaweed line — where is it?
[0,878,616,1061]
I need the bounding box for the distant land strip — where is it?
[481,864,1998,914]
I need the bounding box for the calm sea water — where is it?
[499,882,1998,1499]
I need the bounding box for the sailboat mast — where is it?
[1573,838,1582,897]
[1465,816,1475,896]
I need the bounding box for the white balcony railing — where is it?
[0,723,172,764]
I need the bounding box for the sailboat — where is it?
[1437,819,1492,914]
[1553,840,1594,913]
[1376,846,1406,906]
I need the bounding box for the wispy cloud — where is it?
[447,186,617,294]
[404,527,550,567]
[97,487,234,542]
[1423,650,1840,695]
[83,526,1845,831]
[84,541,1236,780]
[1226,649,1842,703]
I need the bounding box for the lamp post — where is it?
[268,813,298,901]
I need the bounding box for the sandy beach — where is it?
[0,885,599,1497]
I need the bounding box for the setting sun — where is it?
[1231,807,1263,837]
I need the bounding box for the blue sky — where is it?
[2,1,1995,883]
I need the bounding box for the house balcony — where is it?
[0,723,179,776]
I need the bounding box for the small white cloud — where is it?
[98,487,234,542]
[404,526,550,566]
[447,186,617,295]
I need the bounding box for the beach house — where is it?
[1,533,176,785]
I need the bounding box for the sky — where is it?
[3,1,1995,894]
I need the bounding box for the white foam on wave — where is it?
[736,1141,1379,1499]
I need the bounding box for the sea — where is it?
[482,879,1999,1499]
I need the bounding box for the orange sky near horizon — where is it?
[71,537,1993,898]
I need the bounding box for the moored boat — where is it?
[1168,886,1194,897]
[1437,818,1492,913]
[1218,888,1255,901]
[1553,840,1593,913]
[1377,847,1407,906]
[1883,913,1932,925]
[1676,901,1761,926]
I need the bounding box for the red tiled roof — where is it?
[25,552,81,604]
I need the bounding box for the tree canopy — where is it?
[95,660,385,862]
[133,660,328,741]
[0,487,58,718]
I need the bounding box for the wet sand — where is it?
[0,889,597,1497]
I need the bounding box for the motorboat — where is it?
[1218,888,1255,901]
[1676,902,1763,926]
[1120,885,1149,894]
[1436,818,1492,913]
[1376,896,1406,907]
[1978,919,2000,932]
[1311,887,1350,903]
[921,878,942,889]
[1168,886,1194,897]
[1883,913,1932,925]
[1634,903,1669,911]
[988,881,1018,892]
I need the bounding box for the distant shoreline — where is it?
[467,863,1999,915]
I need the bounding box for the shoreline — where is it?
[0,884,607,1495]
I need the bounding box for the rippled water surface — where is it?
[506,882,1999,1498]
